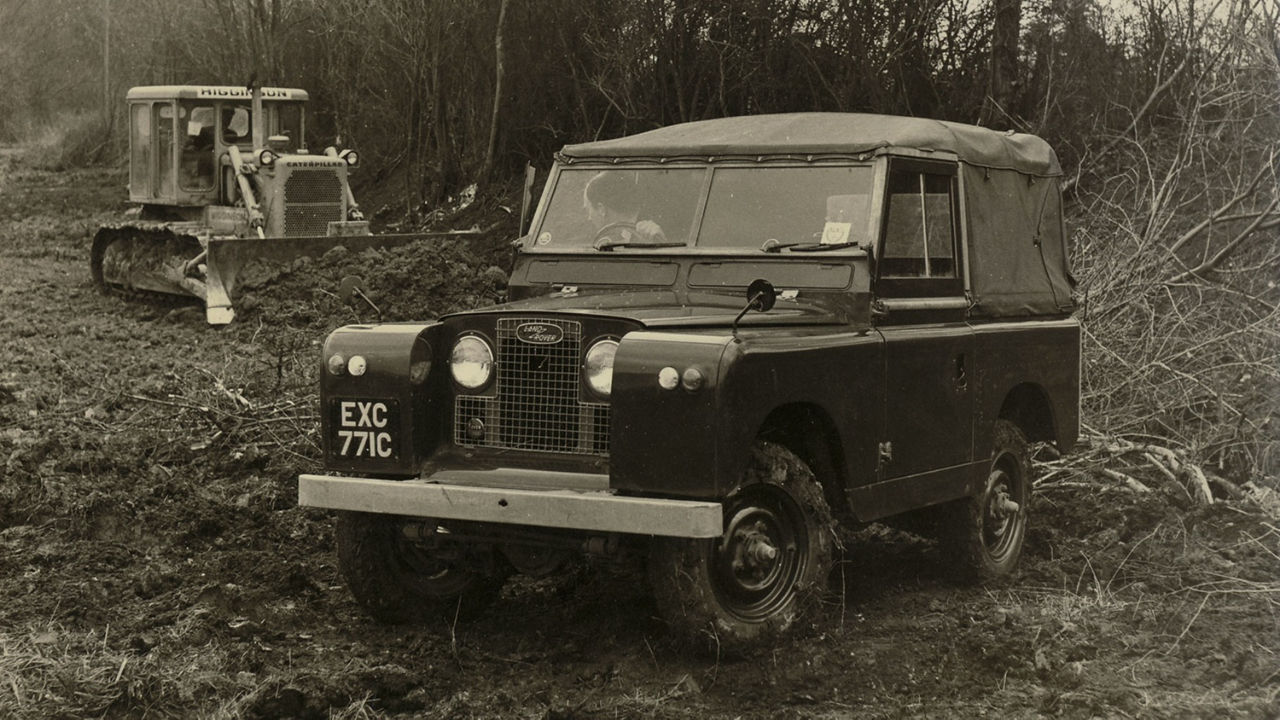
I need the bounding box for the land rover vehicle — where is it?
[91,85,424,324]
[299,113,1079,649]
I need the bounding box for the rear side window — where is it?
[881,166,957,278]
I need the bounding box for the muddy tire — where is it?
[335,511,505,625]
[943,419,1031,582]
[648,442,836,653]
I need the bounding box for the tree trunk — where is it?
[979,0,1022,127]
[482,0,508,180]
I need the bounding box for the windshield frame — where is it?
[525,158,882,257]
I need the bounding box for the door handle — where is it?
[954,353,967,390]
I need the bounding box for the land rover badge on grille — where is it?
[515,322,563,344]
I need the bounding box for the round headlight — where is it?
[257,149,276,166]
[450,336,493,389]
[340,149,360,167]
[347,355,367,377]
[584,339,619,397]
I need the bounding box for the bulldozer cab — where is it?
[126,85,309,207]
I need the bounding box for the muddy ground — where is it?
[0,156,1276,719]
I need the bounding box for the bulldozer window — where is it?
[156,104,176,198]
[129,104,151,199]
[275,103,303,151]
[222,105,251,145]
[180,103,216,192]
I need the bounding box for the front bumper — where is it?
[298,473,724,538]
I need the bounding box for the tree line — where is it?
[2,0,1277,481]
[1,1,1271,198]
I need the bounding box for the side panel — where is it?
[971,318,1081,454]
[878,323,975,477]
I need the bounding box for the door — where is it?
[874,157,974,479]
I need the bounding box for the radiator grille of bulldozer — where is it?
[283,169,343,236]
[453,318,610,456]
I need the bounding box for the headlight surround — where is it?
[257,148,277,167]
[449,335,493,390]
[584,339,619,398]
[339,148,360,167]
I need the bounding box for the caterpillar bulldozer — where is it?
[91,84,419,324]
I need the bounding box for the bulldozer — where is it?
[91,84,418,324]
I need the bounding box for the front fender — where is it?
[320,322,444,476]
[609,331,735,498]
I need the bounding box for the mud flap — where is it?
[202,233,436,324]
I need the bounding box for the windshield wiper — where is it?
[761,239,861,253]
[595,241,687,251]
[787,241,861,252]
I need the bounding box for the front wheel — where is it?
[943,419,1031,582]
[335,512,506,625]
[648,442,836,653]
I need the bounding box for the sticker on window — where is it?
[822,221,852,245]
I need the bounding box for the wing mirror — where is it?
[733,278,776,337]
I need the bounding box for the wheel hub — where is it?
[727,518,784,592]
[710,492,808,621]
[982,460,1025,559]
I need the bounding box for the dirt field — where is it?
[0,154,1276,719]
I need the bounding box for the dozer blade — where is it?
[204,233,441,325]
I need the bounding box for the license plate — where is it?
[330,398,399,460]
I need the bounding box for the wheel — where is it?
[943,419,1031,582]
[335,511,506,625]
[648,442,836,653]
[591,221,637,246]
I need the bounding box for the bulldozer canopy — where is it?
[126,86,309,102]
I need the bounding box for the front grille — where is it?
[454,318,610,456]
[283,169,343,236]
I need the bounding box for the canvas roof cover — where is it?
[561,113,1062,177]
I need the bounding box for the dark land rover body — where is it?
[299,113,1079,649]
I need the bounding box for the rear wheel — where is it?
[649,442,835,653]
[336,512,505,625]
[944,419,1031,581]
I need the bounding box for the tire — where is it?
[648,442,836,653]
[335,511,506,625]
[943,419,1031,582]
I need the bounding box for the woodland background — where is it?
[1,0,1277,501]
[0,1,1276,716]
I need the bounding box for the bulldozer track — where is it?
[90,226,205,308]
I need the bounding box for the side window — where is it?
[881,167,957,278]
[129,104,151,198]
[155,103,176,198]
[876,160,964,299]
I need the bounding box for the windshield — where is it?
[217,101,305,148]
[532,164,874,252]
